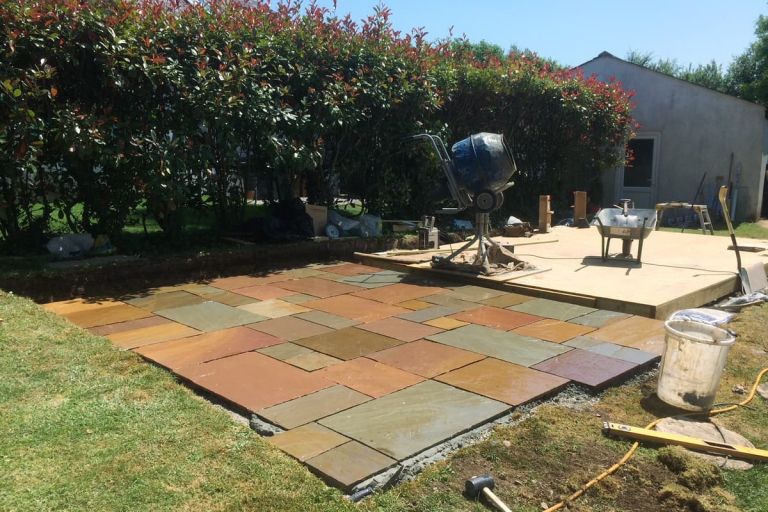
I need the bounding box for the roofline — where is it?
[576,51,765,111]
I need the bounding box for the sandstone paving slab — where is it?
[420,293,483,311]
[108,322,201,350]
[351,283,446,304]
[397,305,462,323]
[531,349,639,389]
[124,290,204,312]
[294,310,361,329]
[302,295,408,323]
[357,317,443,342]
[563,336,606,349]
[178,352,334,412]
[368,340,485,378]
[436,358,570,405]
[268,423,349,462]
[281,293,316,304]
[317,358,424,397]
[589,316,666,355]
[319,380,509,460]
[231,284,295,301]
[66,303,154,328]
[512,319,596,343]
[448,285,507,302]
[508,298,597,321]
[258,385,372,429]
[480,293,533,308]
[396,300,433,310]
[285,351,342,371]
[44,298,122,316]
[424,317,469,330]
[426,324,571,367]
[157,301,267,331]
[277,277,360,298]
[305,441,396,490]
[321,263,383,276]
[450,306,542,331]
[294,327,404,361]
[580,342,660,365]
[237,299,310,319]
[248,316,332,341]
[135,326,282,369]
[197,290,259,307]
[209,274,290,290]
[258,342,314,361]
[180,284,230,297]
[568,309,632,328]
[89,315,172,336]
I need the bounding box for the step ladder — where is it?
[655,202,714,235]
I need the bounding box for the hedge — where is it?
[0,0,635,246]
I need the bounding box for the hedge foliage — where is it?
[0,0,635,245]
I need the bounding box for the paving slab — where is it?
[237,299,310,319]
[302,295,408,323]
[532,349,639,389]
[589,316,666,355]
[44,298,122,315]
[426,324,571,367]
[294,327,404,361]
[294,310,361,329]
[178,352,333,412]
[320,380,508,460]
[197,290,259,307]
[277,277,361,298]
[135,326,282,369]
[258,342,314,360]
[124,291,204,312]
[512,319,596,343]
[448,285,507,302]
[351,283,446,304]
[248,316,332,341]
[436,359,570,405]
[357,317,443,342]
[424,317,470,330]
[285,351,342,371]
[480,293,533,308]
[268,423,349,461]
[89,315,172,336]
[563,336,606,349]
[258,386,372,429]
[568,309,632,328]
[396,299,433,310]
[368,340,485,378]
[209,274,290,290]
[397,305,462,323]
[420,293,483,311]
[450,306,542,331]
[108,322,201,350]
[231,284,295,301]
[317,358,424,397]
[580,342,660,365]
[305,441,396,490]
[281,293,316,304]
[508,298,598,321]
[157,301,267,331]
[65,303,154,328]
[319,263,382,276]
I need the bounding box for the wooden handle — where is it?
[482,487,513,512]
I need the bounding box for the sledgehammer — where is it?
[465,474,512,512]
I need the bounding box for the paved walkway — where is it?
[44,262,665,490]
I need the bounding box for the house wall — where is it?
[580,55,766,221]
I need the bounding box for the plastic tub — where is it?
[657,320,735,411]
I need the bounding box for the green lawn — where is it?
[659,220,768,239]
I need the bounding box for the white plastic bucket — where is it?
[656,320,735,411]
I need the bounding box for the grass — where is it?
[0,291,356,512]
[658,220,768,239]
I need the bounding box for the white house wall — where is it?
[579,55,766,221]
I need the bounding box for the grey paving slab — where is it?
[568,309,632,328]
[294,310,361,329]
[258,385,372,429]
[258,342,314,360]
[563,336,604,349]
[448,285,507,302]
[155,301,267,332]
[305,441,396,490]
[583,342,660,365]
[319,380,509,460]
[397,305,462,323]
[508,298,597,321]
[426,324,571,367]
[420,294,483,311]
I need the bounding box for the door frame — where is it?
[615,132,660,207]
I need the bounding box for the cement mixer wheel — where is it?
[474,190,496,212]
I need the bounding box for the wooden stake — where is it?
[573,191,588,228]
[539,195,553,233]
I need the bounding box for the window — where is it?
[625,139,654,188]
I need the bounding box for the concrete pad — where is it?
[317,358,424,397]
[108,322,200,350]
[320,380,508,460]
[508,298,598,321]
[124,291,204,311]
[157,301,267,331]
[351,283,446,304]
[532,349,639,389]
[427,324,571,367]
[268,423,349,462]
[357,317,443,342]
[248,316,332,341]
[512,319,596,343]
[66,303,153,328]
[302,295,408,322]
[450,306,542,331]
[277,277,361,298]
[258,386,371,429]
[424,317,469,330]
[295,327,404,361]
[568,309,631,328]
[237,299,310,319]
[436,359,570,405]
[368,340,485,378]
[305,441,396,490]
[294,310,361,329]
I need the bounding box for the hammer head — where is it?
[465,474,495,498]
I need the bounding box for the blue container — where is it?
[450,133,516,194]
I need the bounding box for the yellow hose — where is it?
[543,367,768,512]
